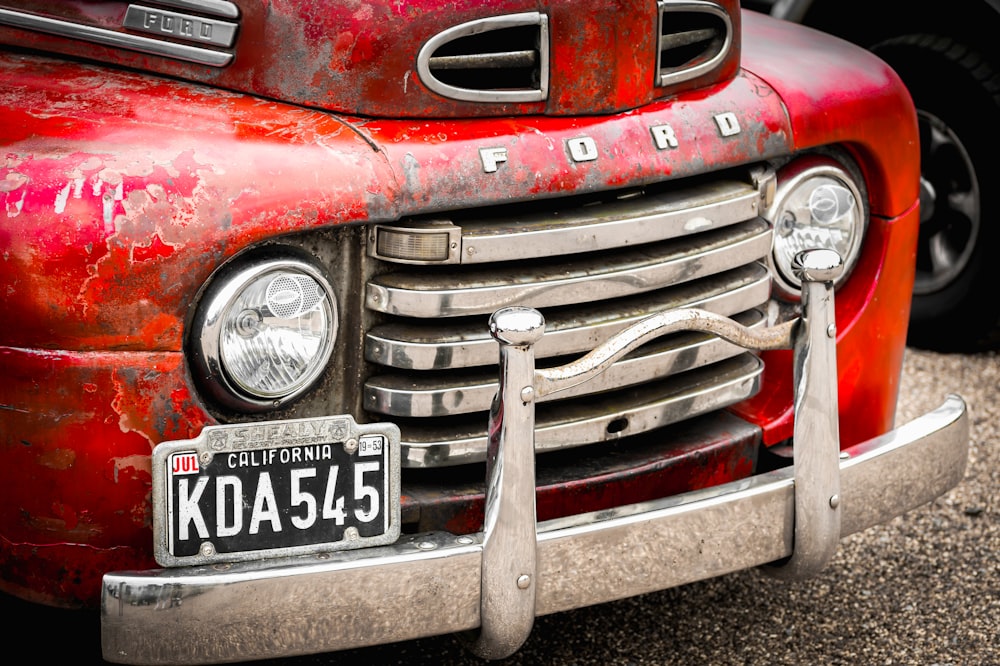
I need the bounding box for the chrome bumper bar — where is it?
[101,250,969,664]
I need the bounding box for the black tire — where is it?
[872,34,1000,352]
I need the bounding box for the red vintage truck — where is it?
[0,1,969,663]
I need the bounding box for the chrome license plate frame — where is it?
[152,415,400,568]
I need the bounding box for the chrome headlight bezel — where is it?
[765,156,868,301]
[190,252,338,413]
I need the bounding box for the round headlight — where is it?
[193,255,337,412]
[765,157,867,298]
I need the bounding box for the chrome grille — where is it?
[365,168,774,468]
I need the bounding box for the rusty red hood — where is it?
[0,0,740,117]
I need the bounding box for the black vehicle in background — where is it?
[745,0,1000,351]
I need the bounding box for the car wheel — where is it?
[872,34,1000,352]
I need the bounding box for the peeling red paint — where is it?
[112,455,152,483]
[50,502,79,530]
[0,346,207,604]
[37,448,76,470]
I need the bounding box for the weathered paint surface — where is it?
[0,54,396,351]
[0,0,741,118]
[741,11,920,217]
[0,346,209,605]
[0,4,920,608]
[0,53,793,351]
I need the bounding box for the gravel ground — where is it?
[5,348,997,665]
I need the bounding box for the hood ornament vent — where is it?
[657,0,732,87]
[417,12,549,103]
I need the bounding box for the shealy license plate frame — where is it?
[152,415,400,568]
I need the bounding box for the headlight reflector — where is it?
[766,158,866,297]
[194,256,337,411]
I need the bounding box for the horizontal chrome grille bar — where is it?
[456,178,764,264]
[660,27,718,50]
[367,219,771,318]
[429,50,537,70]
[367,309,764,418]
[366,263,769,370]
[397,353,763,467]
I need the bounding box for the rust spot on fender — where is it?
[23,508,101,538]
[37,448,76,470]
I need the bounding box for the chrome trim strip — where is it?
[416,12,549,103]
[366,310,763,418]
[430,49,536,70]
[0,8,233,67]
[366,220,772,318]
[365,264,769,370]
[397,353,762,467]
[153,0,240,19]
[458,179,762,265]
[101,397,968,665]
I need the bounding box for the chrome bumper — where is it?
[101,251,970,664]
[101,398,968,664]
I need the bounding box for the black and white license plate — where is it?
[152,416,400,567]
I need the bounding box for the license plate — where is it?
[152,416,400,567]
